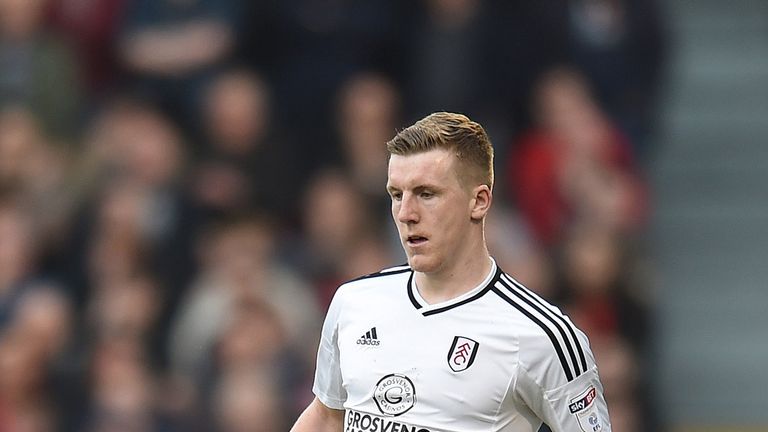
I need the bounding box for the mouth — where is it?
[406,235,428,247]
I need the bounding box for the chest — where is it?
[337,304,520,423]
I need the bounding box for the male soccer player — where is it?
[291,112,611,432]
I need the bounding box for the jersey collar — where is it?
[407,258,500,316]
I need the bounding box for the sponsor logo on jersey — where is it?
[569,386,596,413]
[345,409,431,432]
[447,336,479,372]
[569,386,603,431]
[372,374,416,416]
[357,327,381,346]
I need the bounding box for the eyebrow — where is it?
[386,184,440,194]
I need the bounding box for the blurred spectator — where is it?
[67,98,187,193]
[192,69,300,223]
[209,298,302,424]
[72,179,194,302]
[88,273,162,344]
[116,0,241,127]
[264,0,397,177]
[559,224,649,352]
[212,299,286,375]
[332,73,406,266]
[590,335,641,432]
[334,72,400,213]
[0,107,71,241]
[46,0,129,99]
[393,0,537,150]
[494,0,667,159]
[293,169,395,307]
[170,216,319,425]
[67,98,158,203]
[490,0,572,129]
[397,0,498,117]
[0,0,81,139]
[555,222,652,431]
[0,284,74,432]
[170,215,319,377]
[337,235,395,284]
[508,66,647,248]
[85,181,155,289]
[486,204,555,300]
[59,103,198,366]
[211,369,283,432]
[0,330,55,432]
[80,337,174,432]
[10,286,72,365]
[0,202,39,327]
[0,107,52,192]
[566,0,667,158]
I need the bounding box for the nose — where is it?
[397,193,419,224]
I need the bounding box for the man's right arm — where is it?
[291,397,344,432]
[296,282,347,431]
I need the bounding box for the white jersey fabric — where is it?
[313,260,611,432]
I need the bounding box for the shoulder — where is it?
[331,264,412,301]
[340,264,412,288]
[490,271,593,384]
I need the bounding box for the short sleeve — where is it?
[540,365,611,431]
[312,287,347,409]
[514,326,612,432]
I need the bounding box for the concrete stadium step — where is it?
[653,0,768,426]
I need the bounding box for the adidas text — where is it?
[357,327,380,346]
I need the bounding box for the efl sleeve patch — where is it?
[540,366,611,431]
[569,386,603,431]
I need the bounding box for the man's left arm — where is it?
[515,327,612,432]
[538,364,611,432]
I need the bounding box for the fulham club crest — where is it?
[447,336,479,372]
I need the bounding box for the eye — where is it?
[390,191,402,201]
[419,191,434,199]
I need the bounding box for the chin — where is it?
[407,255,441,273]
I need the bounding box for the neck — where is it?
[414,241,493,305]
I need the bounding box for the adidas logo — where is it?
[356,327,381,346]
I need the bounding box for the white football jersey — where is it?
[313,260,611,432]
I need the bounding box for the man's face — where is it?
[387,148,475,274]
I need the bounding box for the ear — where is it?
[470,185,492,221]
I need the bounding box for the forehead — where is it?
[387,148,461,189]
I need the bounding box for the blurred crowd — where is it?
[0,0,667,431]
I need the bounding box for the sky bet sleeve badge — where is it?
[569,386,603,432]
[447,336,479,372]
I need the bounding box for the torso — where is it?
[334,263,547,432]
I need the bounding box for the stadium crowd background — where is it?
[0,0,667,431]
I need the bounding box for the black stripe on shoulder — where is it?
[345,265,411,284]
[497,277,583,378]
[491,285,575,382]
[500,274,588,374]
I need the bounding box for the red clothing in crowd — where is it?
[508,128,647,246]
